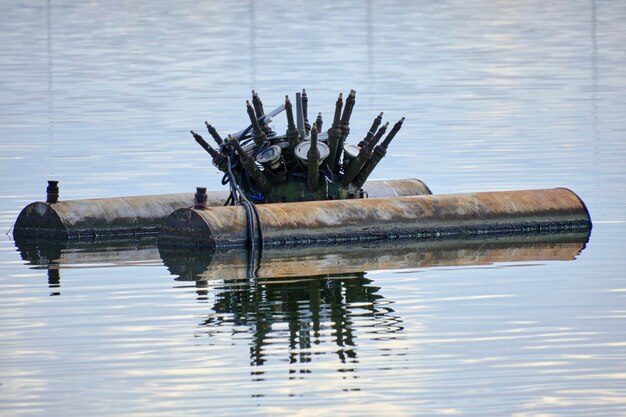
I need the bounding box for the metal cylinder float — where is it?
[159,188,592,249]
[13,179,432,240]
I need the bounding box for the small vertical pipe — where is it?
[307,126,320,192]
[302,88,311,133]
[194,187,208,209]
[315,112,323,134]
[285,95,301,155]
[46,180,59,204]
[246,100,267,145]
[334,90,356,172]
[295,92,306,140]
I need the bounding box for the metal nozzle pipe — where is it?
[353,118,402,188]
[315,112,323,134]
[341,122,389,187]
[285,95,301,153]
[381,116,405,148]
[251,90,265,121]
[358,112,383,148]
[307,126,320,192]
[326,93,344,173]
[340,89,356,135]
[204,122,223,145]
[334,90,356,173]
[246,100,267,145]
[191,131,217,157]
[302,88,310,133]
[190,131,228,171]
[295,92,306,140]
[228,136,272,194]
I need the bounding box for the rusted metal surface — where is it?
[159,188,592,249]
[13,179,431,240]
[13,192,227,240]
[160,232,589,281]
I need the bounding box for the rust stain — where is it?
[161,188,591,248]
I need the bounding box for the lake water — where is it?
[1,1,625,416]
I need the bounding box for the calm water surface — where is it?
[1,1,625,416]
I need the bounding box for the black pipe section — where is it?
[228,136,272,194]
[295,92,305,140]
[246,100,267,145]
[307,126,320,192]
[342,122,389,187]
[194,187,208,209]
[334,90,356,173]
[353,117,404,188]
[358,112,383,148]
[251,90,266,128]
[284,95,301,155]
[302,88,310,133]
[190,131,228,172]
[46,180,59,204]
[315,112,323,134]
[326,93,343,173]
[204,122,223,146]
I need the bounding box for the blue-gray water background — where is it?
[1,1,625,416]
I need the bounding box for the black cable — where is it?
[223,155,263,276]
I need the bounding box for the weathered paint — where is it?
[159,188,592,249]
[160,232,589,281]
[13,179,431,240]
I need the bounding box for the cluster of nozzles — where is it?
[190,89,404,203]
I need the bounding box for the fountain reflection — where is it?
[158,232,589,373]
[15,232,589,373]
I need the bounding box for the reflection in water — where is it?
[158,233,590,281]
[15,231,589,376]
[15,237,161,295]
[194,272,400,372]
[158,233,589,374]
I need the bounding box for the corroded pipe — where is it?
[315,112,323,133]
[204,122,223,146]
[284,95,300,154]
[326,93,343,172]
[358,112,383,148]
[246,100,267,145]
[159,189,591,249]
[334,89,356,171]
[190,131,228,172]
[341,122,388,187]
[13,179,432,240]
[307,126,320,192]
[353,117,404,188]
[227,136,272,194]
[302,88,310,133]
